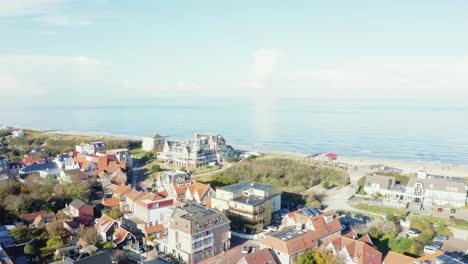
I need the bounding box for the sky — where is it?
[1,0,468,102]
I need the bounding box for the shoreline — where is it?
[18,128,468,177]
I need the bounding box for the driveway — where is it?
[199,237,262,264]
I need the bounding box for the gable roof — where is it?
[260,227,318,255]
[282,210,342,239]
[102,198,120,208]
[113,226,133,245]
[328,235,382,264]
[365,175,395,190]
[112,184,131,196]
[172,179,194,195]
[94,215,117,233]
[20,211,51,222]
[64,251,112,264]
[186,181,212,200]
[144,224,166,236]
[383,251,415,264]
[242,248,278,264]
[70,199,87,209]
[126,190,145,201]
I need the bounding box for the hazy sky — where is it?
[1,0,468,101]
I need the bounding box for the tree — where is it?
[151,164,162,172]
[47,220,68,238]
[63,183,90,202]
[107,207,124,220]
[295,249,342,264]
[56,210,68,221]
[46,236,64,249]
[10,225,33,242]
[24,244,39,257]
[79,227,98,245]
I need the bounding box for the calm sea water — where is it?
[1,97,467,165]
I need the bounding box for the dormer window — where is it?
[324,215,333,223]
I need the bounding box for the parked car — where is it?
[437,208,443,213]
[429,241,443,249]
[424,245,441,254]
[355,214,365,221]
[450,208,456,214]
[241,246,250,254]
[268,226,278,232]
[336,210,350,218]
[131,247,143,254]
[407,228,421,238]
[449,216,455,219]
[435,234,449,240]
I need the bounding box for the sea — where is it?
[1,97,467,165]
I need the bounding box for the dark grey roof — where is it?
[70,199,86,209]
[56,153,71,162]
[64,251,112,264]
[434,251,467,264]
[19,162,58,174]
[220,182,273,192]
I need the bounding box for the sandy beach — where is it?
[322,155,468,178]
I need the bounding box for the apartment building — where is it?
[158,133,233,168]
[142,135,164,151]
[75,141,107,155]
[158,204,230,264]
[211,182,281,233]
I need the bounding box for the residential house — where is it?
[0,157,8,180]
[64,199,94,218]
[142,135,164,151]
[102,197,121,209]
[158,133,233,168]
[112,184,131,201]
[155,170,191,192]
[281,208,342,243]
[364,175,396,196]
[20,211,55,225]
[8,162,24,177]
[326,234,382,264]
[237,248,279,264]
[95,215,119,243]
[60,169,90,183]
[19,161,62,178]
[105,149,132,168]
[112,226,136,248]
[122,190,145,213]
[260,227,319,264]
[364,171,468,209]
[54,153,73,169]
[168,179,195,201]
[211,182,281,233]
[158,204,231,264]
[185,181,215,205]
[382,251,415,264]
[75,141,107,155]
[29,213,56,229]
[12,130,24,138]
[22,155,46,165]
[144,224,166,239]
[133,193,174,226]
[64,251,113,264]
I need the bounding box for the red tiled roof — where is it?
[113,226,132,245]
[20,211,50,222]
[102,198,120,207]
[261,228,318,255]
[329,235,382,264]
[243,248,279,264]
[186,181,212,201]
[383,251,415,264]
[144,224,165,235]
[113,184,131,196]
[95,215,117,233]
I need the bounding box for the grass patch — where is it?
[354,204,406,217]
[409,214,468,230]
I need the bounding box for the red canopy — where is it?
[325,153,338,158]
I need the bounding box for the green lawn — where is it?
[353,204,406,217]
[409,214,468,230]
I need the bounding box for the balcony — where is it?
[192,232,213,243]
[229,207,265,215]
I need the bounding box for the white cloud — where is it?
[0,54,108,96]
[38,16,94,26]
[282,57,468,97]
[0,0,63,17]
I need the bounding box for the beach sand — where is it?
[325,155,468,178]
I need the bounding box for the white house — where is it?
[142,135,164,151]
[12,130,24,137]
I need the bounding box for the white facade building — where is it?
[75,141,107,155]
[142,135,164,151]
[158,133,233,168]
[12,130,24,137]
